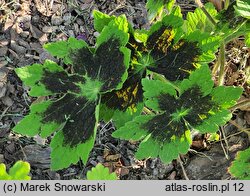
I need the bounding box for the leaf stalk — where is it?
[218,41,226,86]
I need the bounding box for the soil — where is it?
[0,0,249,180]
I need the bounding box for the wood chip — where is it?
[0,46,8,56]
[10,41,26,55]
[105,154,121,161]
[1,96,14,107]
[0,86,7,99]
[18,145,51,169]
[0,154,4,163]
[30,24,44,39]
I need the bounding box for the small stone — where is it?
[52,4,65,13]
[39,51,58,64]
[74,23,80,34]
[80,3,92,10]
[63,13,72,25]
[8,49,19,60]
[76,18,84,26]
[93,31,100,37]
[51,15,63,26]
[58,25,65,30]
[152,169,159,176]
[4,19,14,31]
[33,135,46,145]
[55,33,67,40]
[150,159,158,169]
[90,160,97,166]
[17,58,34,67]
[167,171,176,180]
[20,31,30,38]
[32,15,40,23]
[19,15,31,23]
[96,156,104,163]
[76,34,88,41]
[0,46,8,56]
[42,26,58,33]
[23,22,31,30]
[68,30,75,37]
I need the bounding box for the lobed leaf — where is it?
[14,22,131,170]
[216,1,246,31]
[51,127,97,170]
[131,11,220,81]
[113,64,242,163]
[99,8,202,128]
[44,37,87,64]
[13,101,58,137]
[228,147,250,180]
[179,64,214,95]
[234,0,250,19]
[93,10,129,33]
[142,79,176,111]
[0,161,31,180]
[100,70,145,128]
[0,164,11,180]
[211,86,243,108]
[93,10,116,32]
[146,0,176,21]
[70,25,130,93]
[87,163,117,180]
[112,115,154,141]
[186,2,218,34]
[15,60,78,96]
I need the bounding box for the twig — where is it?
[45,0,49,16]
[189,149,213,161]
[229,120,250,136]
[143,107,153,115]
[219,127,229,159]
[194,0,217,26]
[0,106,10,121]
[224,0,230,9]
[19,144,28,161]
[212,61,219,76]
[229,99,250,112]
[97,120,113,144]
[224,21,248,44]
[50,0,54,10]
[153,72,181,93]
[177,156,189,180]
[108,4,125,15]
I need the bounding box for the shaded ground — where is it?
[0,0,249,180]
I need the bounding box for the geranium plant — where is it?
[14,19,131,170]
[13,2,244,171]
